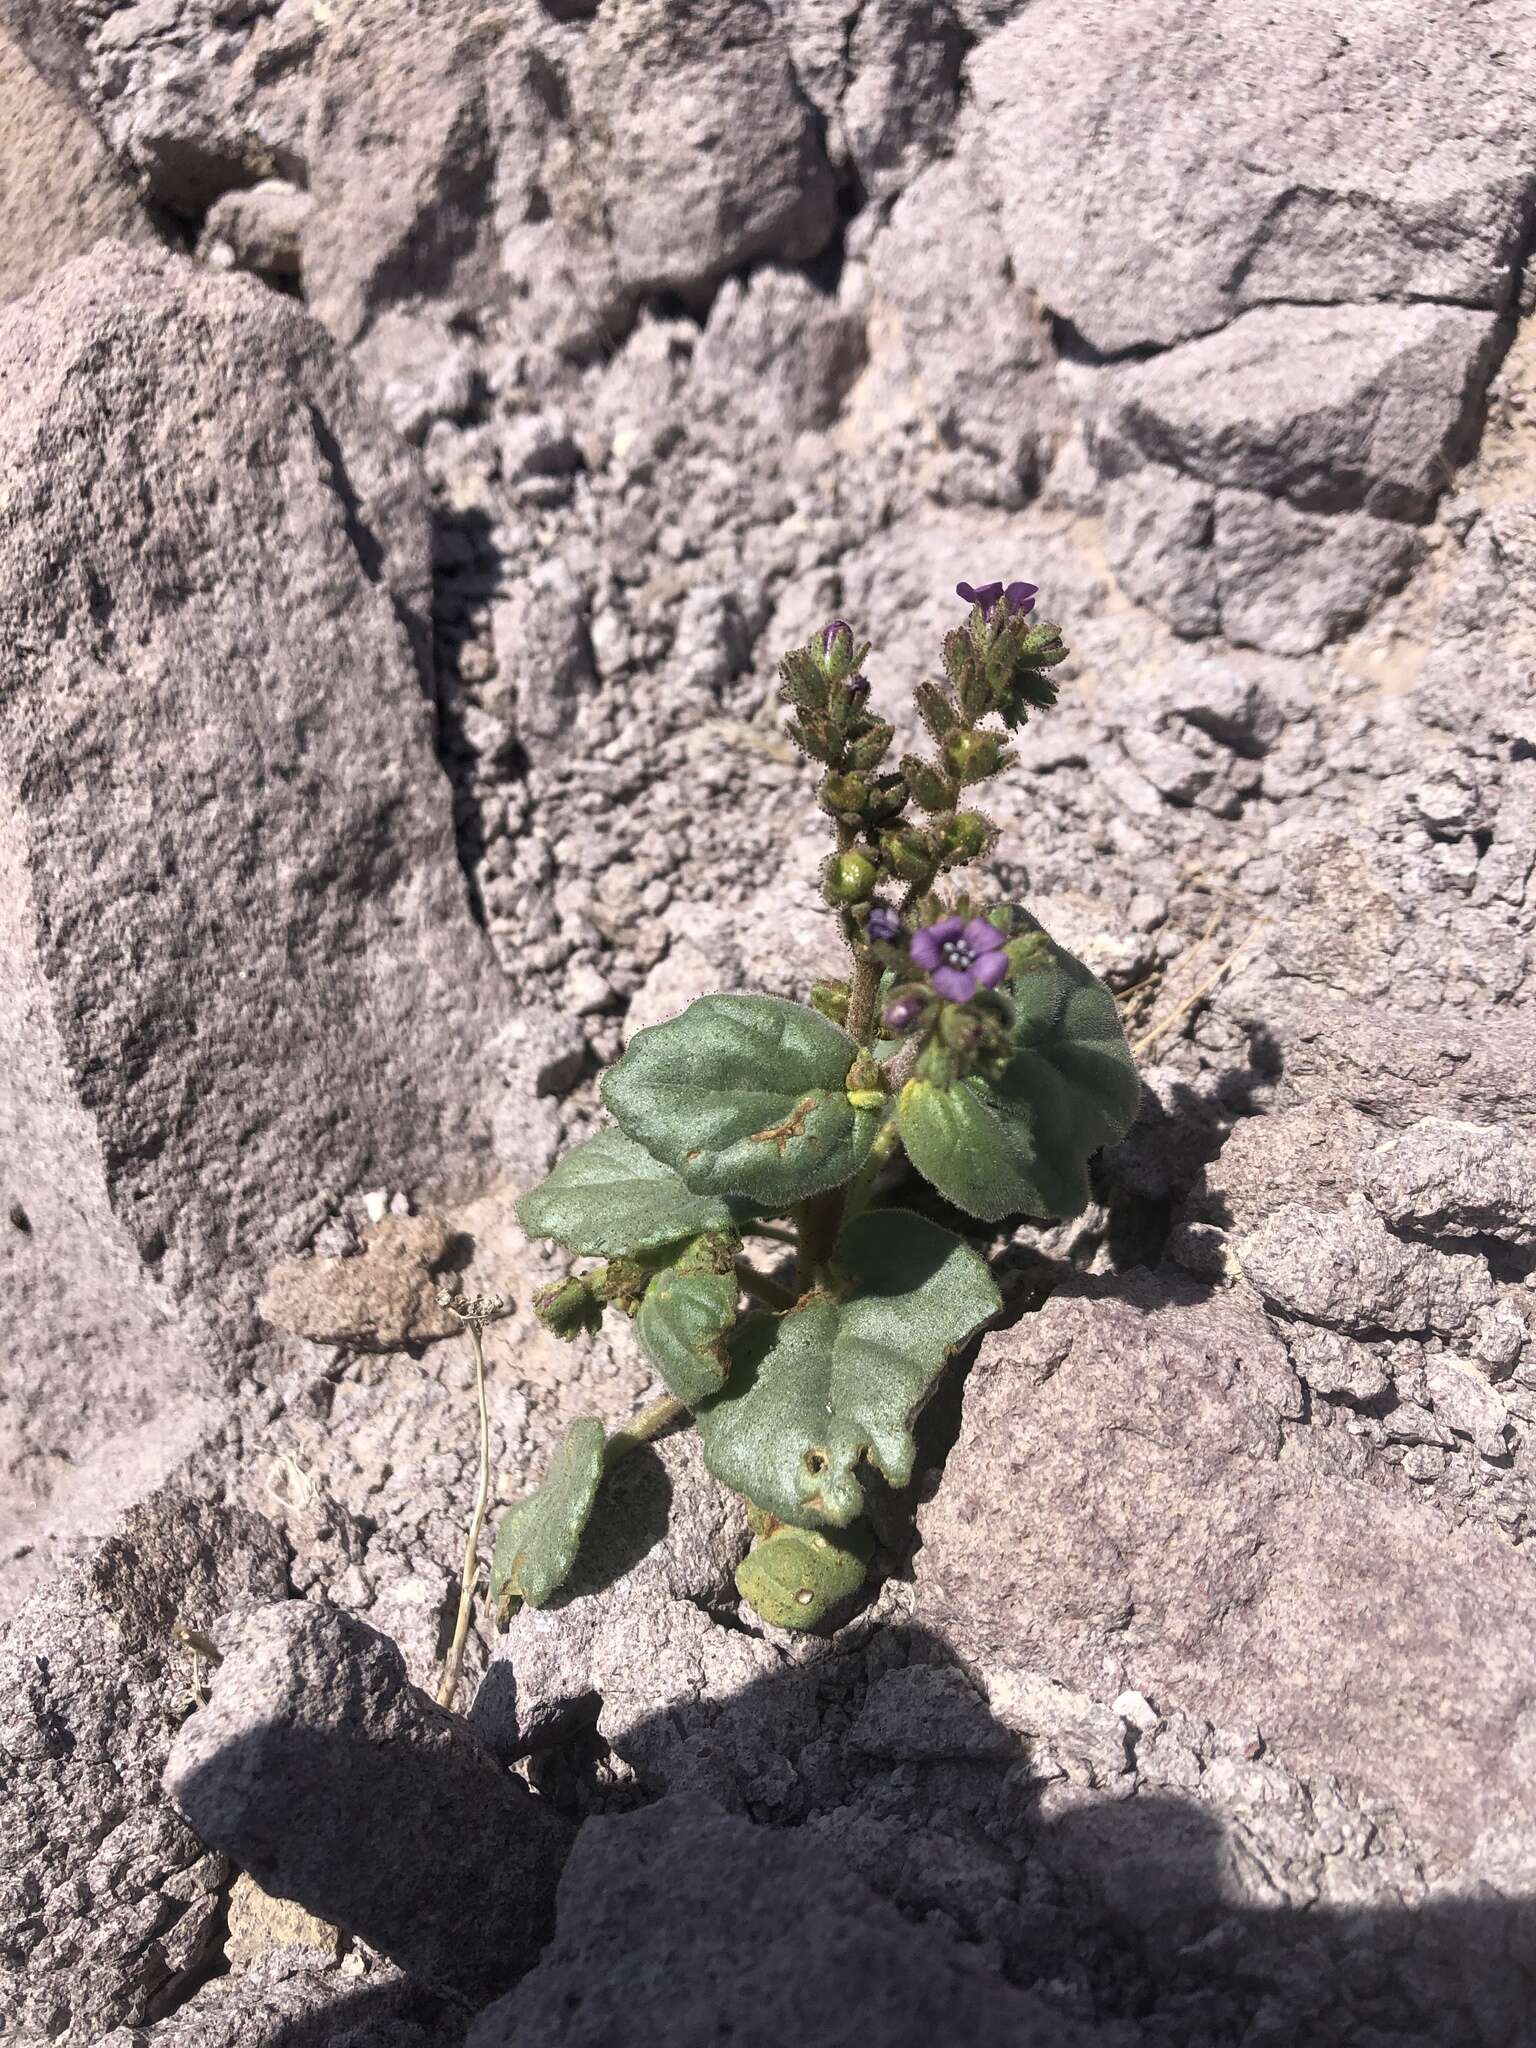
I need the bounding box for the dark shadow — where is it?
[174,1612,1536,2048]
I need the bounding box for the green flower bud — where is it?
[809,979,852,1024]
[876,827,934,883]
[777,648,830,712]
[735,1523,872,1630]
[592,1257,649,1312]
[1017,620,1069,666]
[786,715,835,763]
[846,721,896,772]
[900,753,957,814]
[844,1051,885,1113]
[942,730,1004,785]
[823,850,878,905]
[914,681,957,741]
[937,809,996,865]
[533,1274,602,1342]
[820,770,869,817]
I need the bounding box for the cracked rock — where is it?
[0,1488,289,2044]
[259,1216,459,1351]
[1236,1197,1496,1337]
[1362,1119,1536,1246]
[468,1792,1102,2048]
[165,1600,574,2007]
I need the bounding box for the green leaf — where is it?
[694,1210,999,1529]
[601,993,880,1209]
[636,1265,737,1406]
[897,914,1139,1223]
[516,1127,741,1257]
[490,1417,606,1615]
[735,1522,872,1630]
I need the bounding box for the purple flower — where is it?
[910,915,1010,1003]
[866,905,903,944]
[821,618,854,653]
[956,579,1038,622]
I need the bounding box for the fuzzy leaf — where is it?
[898,913,1139,1222]
[490,1417,605,1615]
[695,1210,999,1528]
[735,1523,872,1630]
[602,993,880,1208]
[516,1127,741,1257]
[636,1265,737,1405]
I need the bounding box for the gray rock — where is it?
[0,27,156,303]
[467,1792,1101,2048]
[691,266,868,442]
[165,1601,574,2006]
[0,245,514,1600]
[1096,303,1498,522]
[1236,1196,1495,1337]
[1362,1119,1536,1246]
[200,176,313,277]
[840,0,966,202]
[1211,488,1423,654]
[94,1953,459,2048]
[968,0,1536,354]
[490,558,595,750]
[1101,467,1217,636]
[0,1488,289,2044]
[915,1275,1536,1875]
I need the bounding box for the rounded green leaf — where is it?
[695,1210,1000,1528]
[490,1416,606,1615]
[601,993,880,1208]
[516,1127,740,1257]
[636,1266,737,1406]
[735,1523,872,1630]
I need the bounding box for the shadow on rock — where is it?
[172,1614,1536,2048]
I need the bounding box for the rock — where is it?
[93,1953,457,2048]
[0,1488,289,2044]
[1236,1197,1495,1337]
[200,175,314,276]
[840,0,966,202]
[467,1792,1102,2048]
[223,1873,343,1971]
[1095,304,1498,523]
[1210,490,1423,655]
[915,1275,1536,1874]
[165,1601,574,2007]
[850,1663,1017,1763]
[259,1215,459,1351]
[1362,1119,1536,1246]
[490,559,595,750]
[691,266,868,442]
[470,1429,774,1802]
[0,27,156,302]
[1423,1359,1510,1460]
[969,0,1536,355]
[0,246,513,1600]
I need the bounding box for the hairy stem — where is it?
[839,1117,904,1230]
[794,1186,845,1290]
[603,1393,688,1468]
[737,1262,798,1312]
[437,1322,492,1712]
[846,953,882,1045]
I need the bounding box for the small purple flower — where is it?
[910,915,1010,1003]
[884,993,926,1034]
[821,618,854,653]
[956,579,1038,622]
[866,905,903,944]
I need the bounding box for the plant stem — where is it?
[846,953,882,1045]
[603,1393,688,1469]
[839,1117,904,1229]
[437,1322,492,1712]
[794,1187,845,1291]
[736,1262,797,1312]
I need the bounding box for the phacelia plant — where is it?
[494,582,1139,1631]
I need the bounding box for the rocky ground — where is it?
[2,2,1535,2043]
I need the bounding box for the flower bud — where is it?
[943,730,1003,784]
[883,991,927,1035]
[938,809,995,864]
[865,905,903,945]
[533,1274,602,1341]
[820,770,868,817]
[810,979,852,1024]
[914,681,957,740]
[823,849,877,905]
[845,1049,886,1113]
[876,827,934,882]
[900,753,957,814]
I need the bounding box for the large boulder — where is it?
[0,244,518,1612]
[0,1488,289,2044]
[915,1275,1536,1882]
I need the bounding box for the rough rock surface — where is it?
[0,245,528,1613]
[0,1489,289,2045]
[0,26,155,301]
[470,1792,1098,2047]
[4,1,1536,2043]
[165,1600,574,2006]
